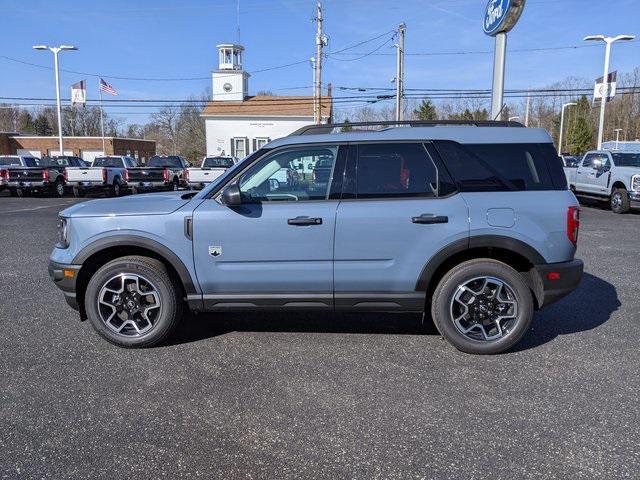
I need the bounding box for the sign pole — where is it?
[491,32,507,120]
[98,81,106,154]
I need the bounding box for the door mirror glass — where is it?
[221,184,242,206]
[593,158,602,170]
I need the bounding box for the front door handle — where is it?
[412,214,449,224]
[288,216,323,226]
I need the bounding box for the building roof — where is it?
[201,95,332,118]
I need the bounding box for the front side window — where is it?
[582,154,596,168]
[355,143,440,198]
[236,146,338,202]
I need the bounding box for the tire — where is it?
[52,179,65,198]
[84,256,182,348]
[16,188,31,197]
[111,180,122,197]
[72,187,86,198]
[431,259,534,355]
[611,188,630,214]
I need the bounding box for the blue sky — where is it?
[0,0,638,123]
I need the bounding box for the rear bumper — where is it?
[532,259,583,308]
[129,181,170,190]
[67,181,109,188]
[48,260,81,310]
[7,180,50,189]
[187,181,208,189]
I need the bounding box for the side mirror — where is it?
[593,159,602,170]
[221,184,242,206]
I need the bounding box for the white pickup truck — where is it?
[185,156,236,190]
[65,156,138,197]
[564,150,640,214]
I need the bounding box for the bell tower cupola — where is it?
[212,43,249,102]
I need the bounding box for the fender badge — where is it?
[208,246,222,257]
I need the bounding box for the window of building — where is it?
[232,138,247,159]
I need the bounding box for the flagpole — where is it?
[98,79,106,154]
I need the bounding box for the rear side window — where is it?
[355,143,440,199]
[435,141,564,191]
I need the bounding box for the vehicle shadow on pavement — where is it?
[169,311,434,346]
[169,273,618,350]
[511,272,620,352]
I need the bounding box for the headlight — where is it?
[631,175,640,192]
[56,217,69,249]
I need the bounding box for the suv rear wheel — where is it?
[84,256,182,348]
[431,259,533,354]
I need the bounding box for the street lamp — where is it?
[33,45,78,156]
[508,116,520,122]
[584,34,635,150]
[558,102,577,155]
[614,128,623,150]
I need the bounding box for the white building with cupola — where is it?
[201,44,331,160]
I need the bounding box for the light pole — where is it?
[584,34,635,150]
[33,45,78,156]
[508,116,520,122]
[558,102,577,154]
[614,128,623,149]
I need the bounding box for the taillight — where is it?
[0,169,7,180]
[163,168,170,182]
[102,168,107,183]
[42,169,50,181]
[567,206,580,245]
[123,169,129,182]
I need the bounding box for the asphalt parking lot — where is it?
[0,194,638,479]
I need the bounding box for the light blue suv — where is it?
[49,121,583,354]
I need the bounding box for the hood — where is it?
[61,191,193,218]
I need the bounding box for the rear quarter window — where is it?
[434,141,566,191]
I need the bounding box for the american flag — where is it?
[99,78,117,96]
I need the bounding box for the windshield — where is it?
[612,153,640,168]
[148,156,182,168]
[93,157,124,168]
[0,156,22,166]
[203,157,234,168]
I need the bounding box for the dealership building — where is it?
[0,133,156,163]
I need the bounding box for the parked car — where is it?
[0,154,71,197]
[65,155,137,197]
[128,155,189,193]
[185,156,236,190]
[564,150,640,214]
[49,120,583,354]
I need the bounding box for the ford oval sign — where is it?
[483,0,526,36]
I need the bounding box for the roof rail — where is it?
[289,120,525,136]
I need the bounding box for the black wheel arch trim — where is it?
[72,235,198,295]
[415,235,547,291]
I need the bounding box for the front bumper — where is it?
[531,259,583,308]
[48,260,82,310]
[630,190,640,207]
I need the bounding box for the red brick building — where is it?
[0,133,156,164]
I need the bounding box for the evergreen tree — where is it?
[33,113,53,136]
[413,99,437,120]
[565,96,594,155]
[340,118,353,132]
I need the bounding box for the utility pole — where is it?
[314,1,324,125]
[558,102,577,155]
[395,23,406,122]
[524,90,531,127]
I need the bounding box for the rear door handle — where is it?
[288,216,322,226]
[412,214,449,224]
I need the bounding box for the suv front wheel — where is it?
[84,256,182,348]
[431,259,533,355]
